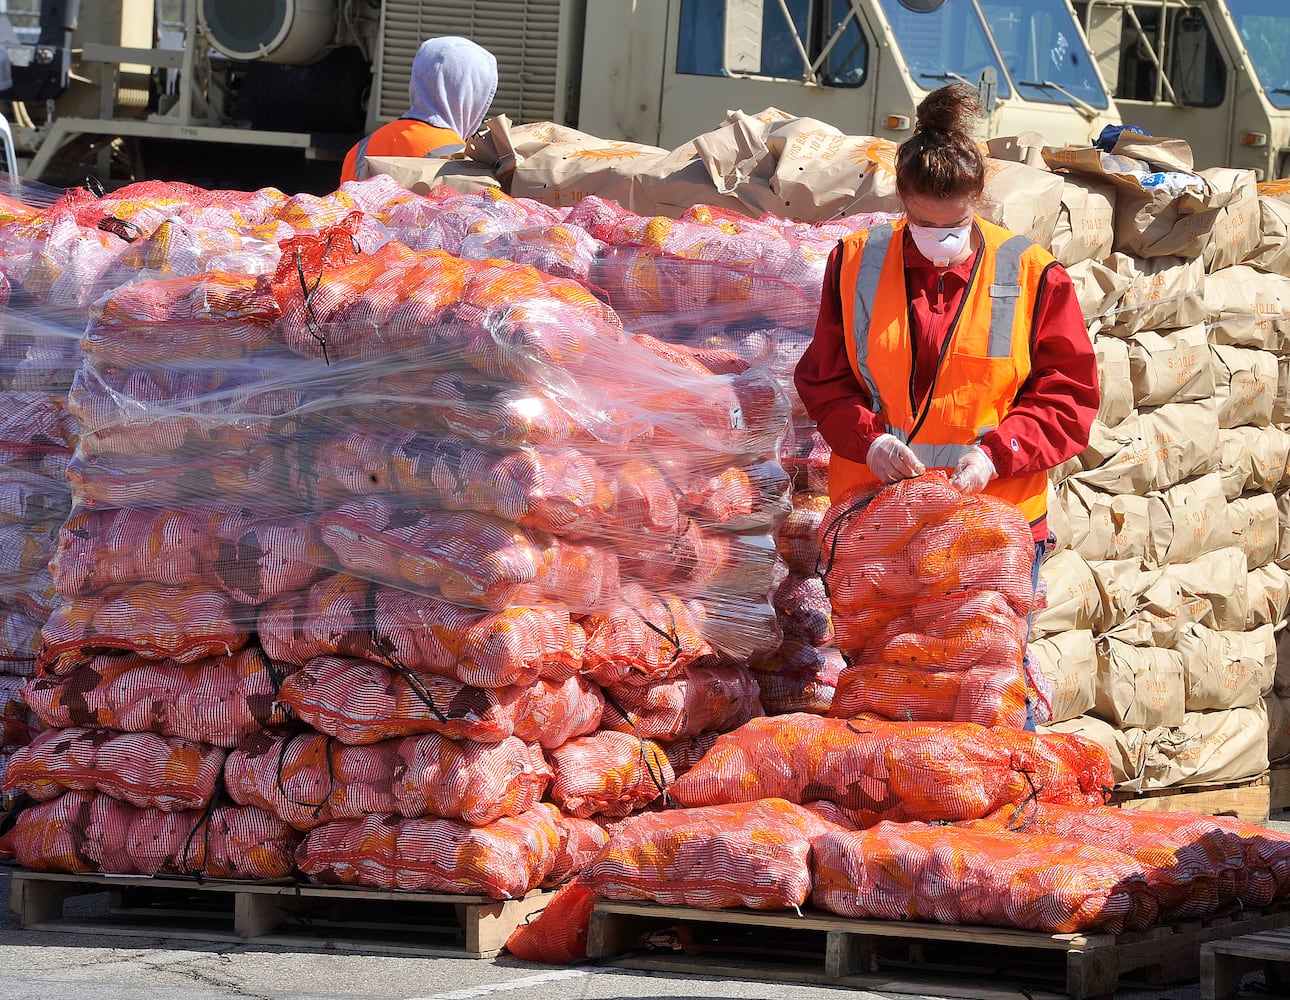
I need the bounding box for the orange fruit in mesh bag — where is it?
[811,820,1159,934]
[22,647,295,748]
[278,655,529,745]
[37,582,251,668]
[393,733,552,826]
[578,584,713,685]
[601,661,763,742]
[296,801,562,898]
[5,726,225,811]
[967,802,1245,920]
[543,817,611,889]
[548,730,673,819]
[670,714,1111,825]
[589,797,846,910]
[508,673,605,750]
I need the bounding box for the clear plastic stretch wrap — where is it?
[0,182,796,893]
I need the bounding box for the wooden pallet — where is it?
[1200,926,1290,999]
[7,869,550,958]
[587,900,1290,1000]
[1270,764,1290,815]
[1111,773,1270,826]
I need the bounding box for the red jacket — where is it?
[794,230,1099,541]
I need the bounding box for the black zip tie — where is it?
[274,731,335,816]
[294,250,331,366]
[97,216,143,242]
[815,489,879,603]
[369,631,450,724]
[178,769,226,883]
[600,687,671,804]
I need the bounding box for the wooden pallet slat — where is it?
[1270,764,1290,815]
[1111,773,1271,826]
[1200,926,1290,1000]
[8,870,549,959]
[587,899,1290,1000]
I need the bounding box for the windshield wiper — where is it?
[1017,79,1099,119]
[917,70,974,87]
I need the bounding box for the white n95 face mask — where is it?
[908,223,972,267]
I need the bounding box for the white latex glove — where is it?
[951,445,996,494]
[866,433,925,484]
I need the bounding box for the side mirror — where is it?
[978,65,998,115]
[897,0,948,11]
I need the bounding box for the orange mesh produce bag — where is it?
[543,816,610,888]
[578,584,715,685]
[22,647,295,748]
[506,874,597,963]
[590,797,845,910]
[9,788,299,878]
[4,726,225,811]
[811,820,1159,934]
[257,573,586,687]
[278,654,600,747]
[224,730,550,830]
[38,582,250,669]
[81,270,279,365]
[601,661,763,741]
[821,474,1035,727]
[296,801,562,898]
[547,730,673,819]
[965,802,1245,920]
[749,640,842,716]
[670,714,1112,825]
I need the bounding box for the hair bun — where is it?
[914,82,982,139]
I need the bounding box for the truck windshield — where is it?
[876,0,1011,98]
[1228,0,1290,109]
[977,0,1108,109]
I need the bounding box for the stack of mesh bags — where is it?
[1,184,791,897]
[1017,137,1290,792]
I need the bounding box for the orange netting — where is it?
[811,820,1159,934]
[821,474,1035,727]
[223,731,551,831]
[543,817,611,889]
[505,874,597,964]
[5,726,225,811]
[547,730,673,819]
[589,798,845,910]
[600,662,763,741]
[670,714,1112,825]
[21,647,295,748]
[9,788,299,877]
[296,802,562,898]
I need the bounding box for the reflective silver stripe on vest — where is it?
[850,223,894,410]
[988,234,1031,358]
[424,142,466,157]
[887,432,977,470]
[354,135,373,180]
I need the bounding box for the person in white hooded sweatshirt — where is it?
[341,36,498,183]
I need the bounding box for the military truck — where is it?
[1074,0,1290,178]
[0,0,1121,184]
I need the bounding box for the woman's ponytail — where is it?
[895,83,986,202]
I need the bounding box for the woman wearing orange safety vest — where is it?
[340,36,498,184]
[794,83,1099,728]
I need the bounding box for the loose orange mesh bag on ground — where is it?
[820,474,1035,727]
[670,714,1112,826]
[589,798,846,910]
[4,727,226,811]
[296,801,562,898]
[965,802,1246,920]
[547,730,673,819]
[506,874,597,964]
[278,654,602,748]
[812,820,1159,934]
[10,788,299,878]
[257,573,587,688]
[224,731,551,830]
[22,647,295,748]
